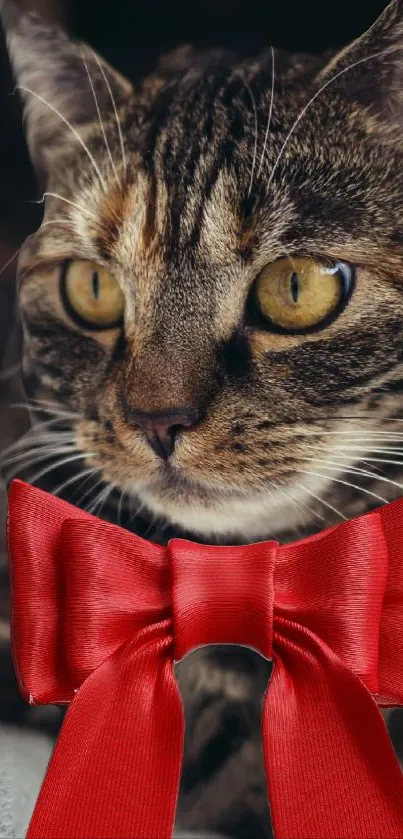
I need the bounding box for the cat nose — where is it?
[126,407,201,460]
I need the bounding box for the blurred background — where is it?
[1,0,403,835]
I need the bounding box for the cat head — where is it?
[2,0,403,541]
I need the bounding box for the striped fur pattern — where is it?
[2,0,403,835]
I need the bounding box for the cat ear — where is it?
[0,1,132,174]
[316,0,403,129]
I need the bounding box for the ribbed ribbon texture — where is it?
[7,478,403,838]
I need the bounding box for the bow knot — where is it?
[170,538,277,660]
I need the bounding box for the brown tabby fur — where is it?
[2,0,403,835]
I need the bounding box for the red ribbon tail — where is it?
[263,620,403,839]
[27,632,184,839]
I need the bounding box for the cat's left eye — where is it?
[252,256,354,333]
[60,260,124,329]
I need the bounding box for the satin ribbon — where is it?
[7,477,403,839]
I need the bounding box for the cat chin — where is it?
[132,478,330,543]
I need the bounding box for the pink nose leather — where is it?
[126,407,200,459]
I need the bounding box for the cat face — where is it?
[3,0,403,541]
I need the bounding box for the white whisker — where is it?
[3,423,75,444]
[257,45,275,179]
[91,50,127,174]
[42,192,99,223]
[266,47,397,192]
[81,50,120,186]
[129,493,147,524]
[301,430,403,438]
[294,481,347,521]
[1,440,70,466]
[0,246,20,280]
[364,452,403,460]
[27,452,93,486]
[117,488,126,526]
[361,460,384,474]
[13,399,80,418]
[4,425,74,444]
[234,70,258,198]
[77,476,106,509]
[305,457,403,493]
[17,85,106,190]
[336,416,403,422]
[97,484,114,517]
[332,447,403,454]
[10,402,79,422]
[297,469,387,504]
[1,433,76,462]
[87,483,113,516]
[274,480,325,523]
[305,442,403,455]
[87,489,103,515]
[52,467,100,497]
[68,469,100,501]
[2,444,76,472]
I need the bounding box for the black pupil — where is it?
[92,271,100,300]
[290,271,299,303]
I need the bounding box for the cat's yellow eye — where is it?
[61,260,124,329]
[253,256,353,332]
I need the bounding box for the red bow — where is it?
[7,478,403,839]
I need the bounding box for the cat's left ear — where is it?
[316,0,403,132]
[0,1,133,176]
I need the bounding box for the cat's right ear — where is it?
[0,1,133,178]
[315,0,403,136]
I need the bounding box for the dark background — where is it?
[0,0,391,269]
[74,0,389,76]
[0,0,392,220]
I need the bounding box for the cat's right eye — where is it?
[60,260,124,330]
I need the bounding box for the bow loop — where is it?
[170,538,277,661]
[8,481,171,702]
[377,499,403,704]
[7,481,87,703]
[277,511,389,692]
[61,519,169,684]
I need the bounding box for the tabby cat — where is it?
[2,0,403,835]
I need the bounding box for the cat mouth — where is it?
[153,462,249,500]
[124,460,303,544]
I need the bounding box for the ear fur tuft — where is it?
[0,1,132,176]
